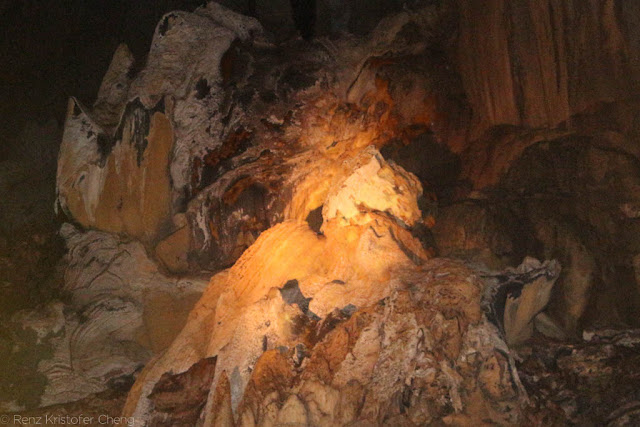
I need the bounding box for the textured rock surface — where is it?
[55,4,262,248]
[454,0,640,139]
[124,239,533,425]
[441,101,640,336]
[92,43,135,128]
[154,225,192,274]
[120,128,530,426]
[56,98,174,244]
[517,330,640,425]
[55,1,459,272]
[432,200,524,270]
[10,1,640,425]
[0,224,207,411]
[482,258,561,346]
[322,147,423,227]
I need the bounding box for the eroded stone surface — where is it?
[56,1,458,272]
[35,2,640,426]
[56,98,174,244]
[517,330,640,425]
[3,224,208,409]
[455,0,640,140]
[124,243,535,425]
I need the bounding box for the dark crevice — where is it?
[305,205,324,234]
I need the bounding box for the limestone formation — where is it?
[55,4,263,249]
[123,224,532,425]
[56,98,174,244]
[92,44,135,128]
[55,1,461,272]
[6,224,208,409]
[482,258,561,346]
[7,1,640,425]
[455,0,640,140]
[517,329,640,425]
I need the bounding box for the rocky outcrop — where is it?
[25,1,640,426]
[53,1,462,274]
[123,224,535,425]
[518,329,640,425]
[56,98,174,244]
[55,4,262,249]
[482,258,561,346]
[119,114,545,425]
[432,200,525,270]
[503,135,640,332]
[442,96,640,336]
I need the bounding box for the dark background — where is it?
[0,0,207,161]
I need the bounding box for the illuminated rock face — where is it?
[123,221,533,425]
[55,1,460,272]
[322,146,423,227]
[40,0,640,424]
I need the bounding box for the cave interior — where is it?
[2,0,640,425]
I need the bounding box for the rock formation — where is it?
[455,0,640,140]
[1,224,206,412]
[3,0,640,425]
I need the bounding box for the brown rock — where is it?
[143,291,202,353]
[26,224,207,407]
[432,200,521,270]
[206,371,234,427]
[518,330,640,425]
[154,226,192,274]
[124,231,530,425]
[56,98,174,244]
[235,350,296,425]
[148,357,217,427]
[455,0,640,139]
[501,136,640,330]
[92,44,135,128]
[531,214,597,336]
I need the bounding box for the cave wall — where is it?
[5,0,640,422]
[455,0,640,140]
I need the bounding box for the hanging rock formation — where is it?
[454,0,640,140]
[56,98,174,244]
[449,122,640,335]
[55,1,462,273]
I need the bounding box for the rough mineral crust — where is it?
[123,223,534,425]
[56,98,174,244]
[122,159,536,427]
[42,1,640,425]
[55,4,263,247]
[6,224,208,409]
[55,1,460,273]
[482,257,561,346]
[455,0,640,139]
[517,330,640,425]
